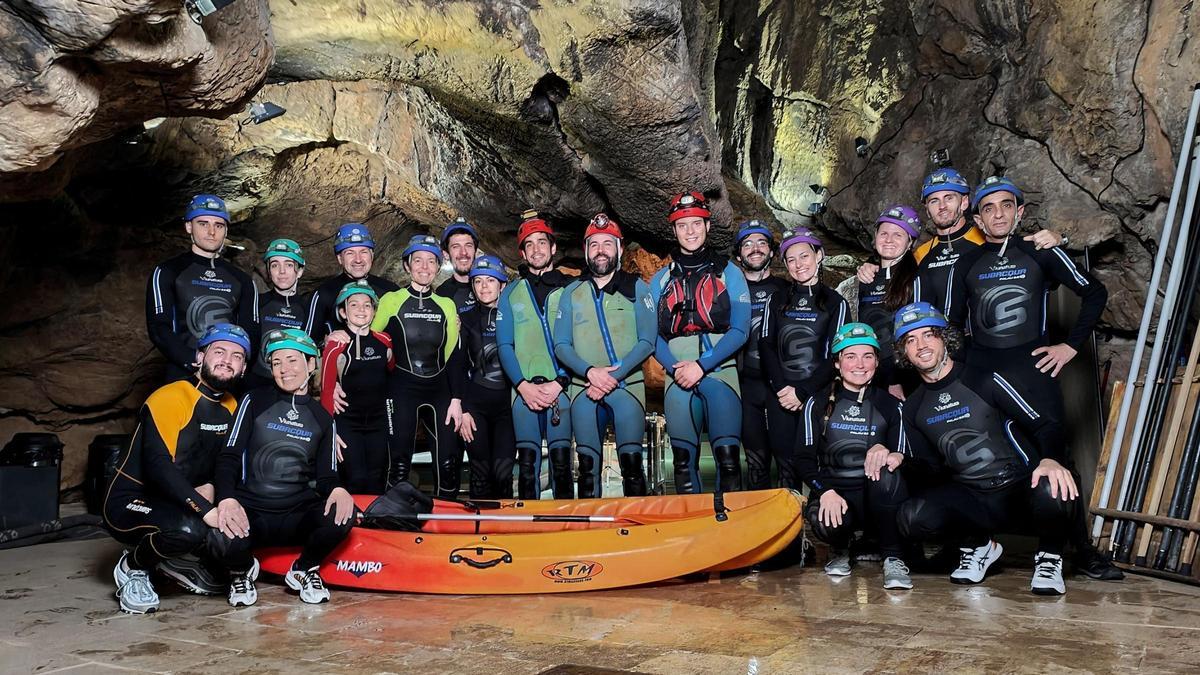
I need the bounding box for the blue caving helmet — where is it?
[468,254,508,282]
[735,219,775,249]
[197,323,251,356]
[333,223,375,253]
[973,175,1025,206]
[893,302,949,342]
[403,234,444,263]
[441,216,480,248]
[921,168,971,201]
[185,194,229,222]
[263,328,320,358]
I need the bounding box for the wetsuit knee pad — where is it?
[804,499,848,545]
[205,527,251,563]
[866,469,908,504]
[897,498,933,540]
[1030,477,1076,520]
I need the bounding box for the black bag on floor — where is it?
[360,481,434,531]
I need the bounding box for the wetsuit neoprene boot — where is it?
[549,446,575,499]
[619,452,648,497]
[713,444,743,493]
[577,453,598,499]
[517,448,541,499]
[388,458,411,490]
[673,446,696,494]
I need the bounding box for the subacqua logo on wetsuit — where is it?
[541,560,604,583]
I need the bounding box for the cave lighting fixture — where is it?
[930,148,952,168]
[243,101,287,126]
[854,136,869,157]
[807,184,829,216]
[185,0,241,25]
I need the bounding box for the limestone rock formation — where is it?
[0,0,1196,490]
[0,0,274,176]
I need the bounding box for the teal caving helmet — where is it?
[832,322,881,355]
[336,279,379,307]
[262,238,305,267]
[263,328,320,358]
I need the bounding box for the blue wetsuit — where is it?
[554,271,656,497]
[650,248,751,494]
[496,268,573,499]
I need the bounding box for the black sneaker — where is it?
[1074,546,1125,581]
[157,554,228,595]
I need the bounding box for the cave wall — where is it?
[0,0,1196,491]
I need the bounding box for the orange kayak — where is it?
[258,488,804,594]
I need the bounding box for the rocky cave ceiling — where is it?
[0,0,1196,485]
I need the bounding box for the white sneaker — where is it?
[1031,552,1066,596]
[882,557,914,590]
[950,540,1003,584]
[113,550,159,614]
[824,549,852,577]
[284,563,331,604]
[227,558,261,608]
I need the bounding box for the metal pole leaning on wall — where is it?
[1109,125,1200,552]
[1094,84,1200,539]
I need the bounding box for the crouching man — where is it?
[892,303,1078,595]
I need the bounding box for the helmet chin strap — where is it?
[190,230,223,268]
[927,347,952,381]
[997,213,1020,259]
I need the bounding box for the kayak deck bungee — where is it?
[257,488,804,594]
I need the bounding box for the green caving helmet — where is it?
[262,238,305,267]
[336,279,379,307]
[832,322,881,355]
[263,328,320,358]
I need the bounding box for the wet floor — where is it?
[2,537,1198,674]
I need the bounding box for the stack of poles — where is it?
[1092,83,1200,582]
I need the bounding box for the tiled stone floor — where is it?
[3,537,1199,673]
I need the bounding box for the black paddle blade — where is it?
[361,481,434,531]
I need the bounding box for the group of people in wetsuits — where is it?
[103,166,1118,614]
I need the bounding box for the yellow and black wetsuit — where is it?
[372,285,465,498]
[102,380,237,571]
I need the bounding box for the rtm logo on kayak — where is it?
[541,560,604,583]
[334,560,384,577]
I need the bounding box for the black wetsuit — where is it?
[857,266,915,390]
[759,282,848,488]
[460,303,516,498]
[739,274,789,490]
[896,363,1075,553]
[146,252,258,383]
[435,276,477,314]
[320,331,393,494]
[795,384,908,558]
[246,288,310,390]
[103,380,237,570]
[947,239,1108,425]
[215,386,351,571]
[913,221,984,315]
[306,272,399,344]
